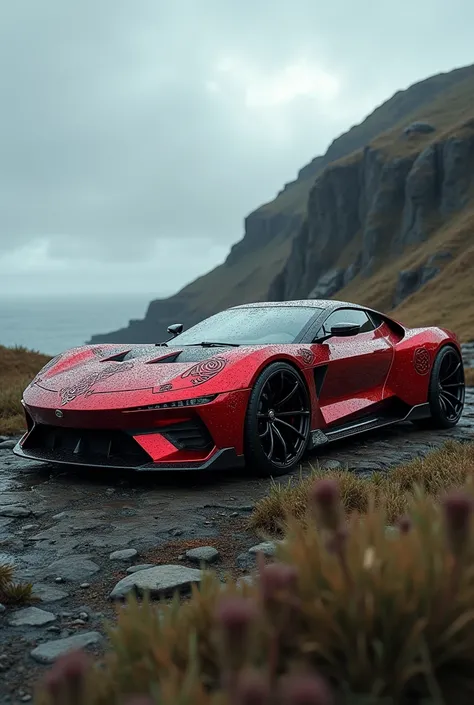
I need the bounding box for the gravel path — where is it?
[1,347,473,703]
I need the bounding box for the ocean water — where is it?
[0,294,157,356]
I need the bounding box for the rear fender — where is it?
[385,327,460,406]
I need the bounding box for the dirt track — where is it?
[1,377,473,703]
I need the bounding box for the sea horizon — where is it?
[0,292,159,356]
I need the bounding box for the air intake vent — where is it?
[160,419,213,451]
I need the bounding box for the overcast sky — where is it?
[1,0,473,297]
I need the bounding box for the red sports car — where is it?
[14,300,465,477]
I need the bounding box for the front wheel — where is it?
[243,362,311,477]
[413,345,465,429]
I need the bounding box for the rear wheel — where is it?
[243,362,311,477]
[414,345,465,429]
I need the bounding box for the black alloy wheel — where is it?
[244,362,311,477]
[415,345,465,429]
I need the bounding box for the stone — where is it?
[393,268,422,306]
[185,546,220,564]
[320,458,343,471]
[126,563,156,574]
[30,631,103,664]
[8,607,56,627]
[80,583,90,589]
[237,575,257,588]
[403,121,435,136]
[0,603,5,614]
[109,564,202,600]
[0,439,16,450]
[307,268,345,299]
[236,553,257,571]
[43,556,100,582]
[248,541,280,557]
[109,548,138,561]
[32,583,69,603]
[21,524,39,532]
[0,506,31,518]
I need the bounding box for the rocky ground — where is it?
[1,347,473,703]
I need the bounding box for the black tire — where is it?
[243,362,311,477]
[413,345,465,430]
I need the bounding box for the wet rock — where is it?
[21,524,39,532]
[248,541,280,557]
[32,583,69,603]
[80,583,91,589]
[185,546,220,564]
[109,548,138,561]
[43,556,100,582]
[126,563,156,574]
[30,631,103,664]
[0,603,5,614]
[0,439,16,450]
[0,506,31,518]
[8,607,56,627]
[110,565,202,600]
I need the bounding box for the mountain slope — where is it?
[90,63,474,345]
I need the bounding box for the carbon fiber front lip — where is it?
[12,443,245,472]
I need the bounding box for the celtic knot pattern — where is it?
[59,362,134,405]
[413,347,430,375]
[297,348,315,365]
[181,357,226,386]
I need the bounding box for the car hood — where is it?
[24,343,245,408]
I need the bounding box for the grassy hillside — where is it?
[0,345,50,435]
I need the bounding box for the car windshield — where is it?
[169,306,322,345]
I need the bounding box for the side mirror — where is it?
[330,322,361,337]
[313,321,361,343]
[167,323,184,337]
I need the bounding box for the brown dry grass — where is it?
[0,345,50,435]
[250,440,474,536]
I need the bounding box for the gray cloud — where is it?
[1,0,473,293]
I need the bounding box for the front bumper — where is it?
[13,440,244,472]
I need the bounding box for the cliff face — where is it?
[271,121,474,305]
[89,63,474,345]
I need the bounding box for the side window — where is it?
[321,308,375,335]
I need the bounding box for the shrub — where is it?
[0,562,34,605]
[36,482,474,705]
[250,441,474,536]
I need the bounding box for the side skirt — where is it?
[307,402,431,449]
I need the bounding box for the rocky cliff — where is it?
[89,63,474,344]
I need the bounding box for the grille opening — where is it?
[23,425,151,467]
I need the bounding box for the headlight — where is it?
[124,394,217,412]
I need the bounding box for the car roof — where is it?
[231,299,366,311]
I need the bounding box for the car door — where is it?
[311,308,394,425]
